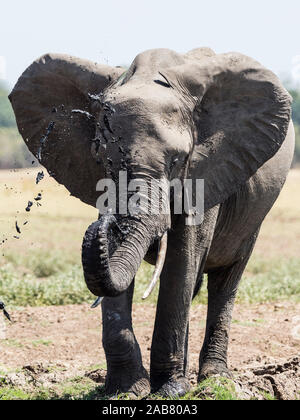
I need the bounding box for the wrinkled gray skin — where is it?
[10,48,295,397]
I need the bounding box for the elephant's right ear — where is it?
[9,53,124,207]
[161,53,292,211]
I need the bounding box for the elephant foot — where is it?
[105,366,150,398]
[151,376,191,398]
[198,360,233,382]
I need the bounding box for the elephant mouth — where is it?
[81,213,168,300]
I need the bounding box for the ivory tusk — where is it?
[91,296,104,308]
[142,232,168,300]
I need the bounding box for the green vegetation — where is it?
[0,162,299,308]
[290,89,300,126]
[0,163,300,307]
[0,386,32,400]
[294,124,300,163]
[0,82,36,169]
[31,339,53,347]
[290,89,300,164]
[0,255,299,309]
[261,391,277,401]
[0,373,241,400]
[186,377,238,400]
[0,82,15,128]
[0,262,93,307]
[0,378,104,400]
[0,127,37,169]
[235,257,300,304]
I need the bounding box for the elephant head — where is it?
[9,48,292,298]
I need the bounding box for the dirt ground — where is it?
[1,302,299,399]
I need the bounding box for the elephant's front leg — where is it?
[150,210,218,396]
[150,267,194,397]
[101,280,150,397]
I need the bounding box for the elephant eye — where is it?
[154,79,171,88]
[154,72,172,88]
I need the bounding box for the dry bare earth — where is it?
[1,302,300,400]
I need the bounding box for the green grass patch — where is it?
[232,319,266,327]
[31,339,53,347]
[0,263,93,307]
[236,257,300,304]
[194,257,300,305]
[1,339,24,348]
[185,377,238,400]
[0,376,239,400]
[0,255,299,308]
[4,249,76,278]
[261,391,277,400]
[0,386,33,400]
[52,377,104,400]
[0,127,36,169]
[0,376,105,400]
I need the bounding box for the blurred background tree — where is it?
[0,81,15,127]
[0,81,37,169]
[0,80,299,169]
[290,88,300,165]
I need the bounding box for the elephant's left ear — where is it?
[161,53,292,210]
[9,53,124,207]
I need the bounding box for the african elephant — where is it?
[9,48,295,397]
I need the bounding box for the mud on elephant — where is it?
[10,47,294,397]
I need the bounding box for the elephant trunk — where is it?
[82,213,166,297]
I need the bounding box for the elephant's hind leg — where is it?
[198,232,259,381]
[101,279,150,397]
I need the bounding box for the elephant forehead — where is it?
[98,104,188,144]
[103,84,182,118]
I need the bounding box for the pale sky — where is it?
[1,0,300,87]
